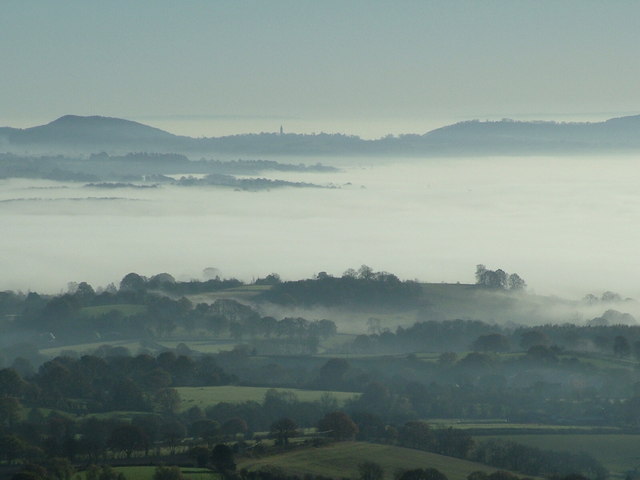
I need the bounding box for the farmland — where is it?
[81,304,149,317]
[177,385,359,411]
[77,466,218,480]
[238,441,525,480]
[185,285,271,304]
[40,340,145,357]
[476,434,640,478]
[2,270,639,480]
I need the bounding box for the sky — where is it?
[2,1,640,137]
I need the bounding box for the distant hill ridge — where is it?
[1,113,640,155]
[9,115,178,142]
[45,114,175,136]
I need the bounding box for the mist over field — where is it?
[2,154,638,300]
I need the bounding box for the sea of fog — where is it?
[1,155,640,299]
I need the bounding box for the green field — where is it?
[40,340,145,357]
[477,434,640,478]
[560,353,637,370]
[239,441,522,480]
[40,338,238,357]
[81,304,148,317]
[155,340,238,354]
[177,385,359,410]
[429,420,617,432]
[79,466,218,480]
[186,285,271,303]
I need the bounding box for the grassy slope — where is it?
[186,285,271,303]
[177,385,359,411]
[197,281,586,334]
[81,304,148,317]
[429,420,617,432]
[418,283,577,325]
[156,340,238,354]
[239,441,516,480]
[78,467,218,480]
[40,340,145,356]
[477,434,640,478]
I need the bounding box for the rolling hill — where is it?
[0,115,186,152]
[238,441,522,480]
[2,114,640,156]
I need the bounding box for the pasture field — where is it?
[476,434,640,478]
[561,353,637,370]
[416,350,635,371]
[40,340,145,357]
[81,304,148,317]
[177,385,359,410]
[414,353,443,361]
[27,408,153,423]
[316,333,358,352]
[238,441,524,480]
[78,466,218,480]
[186,285,271,303]
[429,420,618,432]
[40,338,238,357]
[155,340,237,354]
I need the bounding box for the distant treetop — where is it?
[475,264,526,291]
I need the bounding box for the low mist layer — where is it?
[2,155,639,299]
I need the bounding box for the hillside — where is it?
[2,114,640,156]
[476,434,640,478]
[171,280,632,333]
[421,115,640,153]
[239,441,519,480]
[0,115,186,152]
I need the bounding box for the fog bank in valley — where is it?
[2,155,639,301]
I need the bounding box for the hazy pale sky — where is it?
[2,1,640,135]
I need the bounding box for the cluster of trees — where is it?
[352,319,500,353]
[471,440,607,479]
[238,465,339,480]
[9,460,231,480]
[4,282,640,432]
[128,272,244,295]
[235,466,589,480]
[350,318,640,358]
[6,459,599,480]
[4,327,636,432]
[0,399,244,465]
[0,152,335,186]
[0,383,356,469]
[193,388,348,435]
[397,422,474,457]
[175,173,324,191]
[0,351,232,413]
[0,340,614,480]
[6,403,604,480]
[0,276,338,361]
[475,265,526,291]
[0,268,637,480]
[260,266,422,308]
[313,347,639,426]
[391,421,605,479]
[0,278,192,339]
